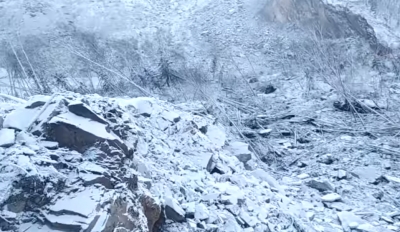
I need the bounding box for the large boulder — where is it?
[164,197,186,223]
[140,195,164,232]
[45,112,128,155]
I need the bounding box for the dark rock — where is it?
[45,119,128,155]
[102,197,146,232]
[317,154,335,165]
[125,174,139,192]
[297,162,307,168]
[336,170,348,180]
[68,102,108,124]
[384,162,391,170]
[83,175,115,189]
[305,180,334,192]
[333,100,372,114]
[227,142,252,163]
[25,100,46,109]
[164,197,186,223]
[49,154,60,161]
[260,84,276,94]
[281,114,296,120]
[5,175,64,213]
[197,222,206,229]
[226,205,240,216]
[52,162,70,170]
[281,131,292,136]
[140,195,163,232]
[0,210,17,231]
[371,176,390,185]
[249,77,259,83]
[297,138,310,144]
[244,159,257,171]
[199,125,208,134]
[161,111,181,123]
[206,154,232,175]
[112,125,130,140]
[258,129,272,137]
[41,141,59,150]
[242,130,257,139]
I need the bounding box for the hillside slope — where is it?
[0,0,399,232]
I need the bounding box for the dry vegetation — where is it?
[0,1,399,164]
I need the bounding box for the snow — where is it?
[321,193,342,202]
[0,128,15,147]
[3,108,41,131]
[26,95,52,105]
[78,161,108,175]
[89,210,109,232]
[119,97,157,116]
[206,125,226,148]
[42,212,89,229]
[0,91,399,231]
[48,187,103,218]
[194,203,209,220]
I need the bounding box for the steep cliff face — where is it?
[260,0,389,54]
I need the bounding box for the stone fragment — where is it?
[140,195,163,232]
[239,211,258,228]
[337,170,348,180]
[251,169,282,192]
[68,101,107,124]
[297,173,310,179]
[0,129,15,147]
[258,129,272,137]
[182,202,196,219]
[45,112,128,155]
[164,197,185,222]
[161,111,181,123]
[195,203,209,221]
[306,180,334,192]
[321,193,341,202]
[317,154,335,165]
[206,153,232,175]
[227,142,252,163]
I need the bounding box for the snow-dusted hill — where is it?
[0,0,400,232]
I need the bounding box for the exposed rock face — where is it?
[140,195,164,232]
[260,0,389,53]
[68,101,108,124]
[45,113,128,155]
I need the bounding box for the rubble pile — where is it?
[0,92,397,232]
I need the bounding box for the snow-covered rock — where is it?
[321,193,342,202]
[0,128,15,147]
[3,92,387,232]
[227,142,253,163]
[164,197,186,223]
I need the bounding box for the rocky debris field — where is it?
[0,91,399,232]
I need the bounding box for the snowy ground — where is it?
[0,0,399,231]
[0,90,399,232]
